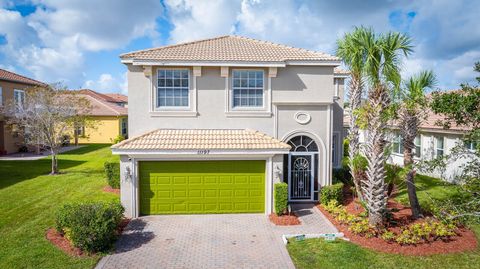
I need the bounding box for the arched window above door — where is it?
[287,135,318,152]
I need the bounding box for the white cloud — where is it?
[0,0,163,85]
[83,72,127,94]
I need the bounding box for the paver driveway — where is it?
[96,204,337,269]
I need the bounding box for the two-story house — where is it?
[0,68,47,155]
[112,36,348,218]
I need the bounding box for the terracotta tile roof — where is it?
[334,67,350,75]
[75,89,128,116]
[0,68,47,87]
[111,129,291,151]
[121,35,340,63]
[104,93,128,103]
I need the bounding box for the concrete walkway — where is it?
[0,145,84,160]
[97,203,336,269]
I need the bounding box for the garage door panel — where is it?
[139,160,265,215]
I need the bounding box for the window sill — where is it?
[225,111,272,118]
[149,111,198,117]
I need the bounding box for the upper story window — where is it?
[232,70,264,108]
[392,133,403,154]
[414,135,422,158]
[436,136,444,157]
[14,89,25,109]
[0,87,3,106]
[157,69,189,108]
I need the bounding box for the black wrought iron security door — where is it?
[288,153,314,200]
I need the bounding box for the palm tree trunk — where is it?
[402,114,422,219]
[348,75,364,200]
[363,86,389,227]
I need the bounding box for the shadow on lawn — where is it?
[61,144,112,155]
[0,159,85,190]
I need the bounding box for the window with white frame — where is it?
[414,135,422,157]
[465,140,478,152]
[232,70,264,108]
[157,69,189,108]
[121,118,128,137]
[332,133,338,166]
[14,89,25,109]
[392,132,403,154]
[436,136,444,157]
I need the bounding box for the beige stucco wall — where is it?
[0,80,36,154]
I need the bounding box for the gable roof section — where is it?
[111,129,291,151]
[76,89,128,116]
[121,35,340,65]
[104,93,128,103]
[0,68,47,87]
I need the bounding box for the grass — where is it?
[0,144,119,269]
[288,173,480,269]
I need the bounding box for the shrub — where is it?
[332,167,352,185]
[381,230,396,242]
[274,182,288,215]
[104,161,120,189]
[112,135,125,144]
[55,201,124,253]
[320,183,344,205]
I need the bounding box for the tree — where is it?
[361,31,413,227]
[336,26,370,200]
[427,62,480,223]
[399,70,436,219]
[2,85,91,174]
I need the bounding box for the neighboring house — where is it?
[112,35,348,218]
[104,93,128,107]
[343,96,473,182]
[0,68,47,155]
[73,89,128,143]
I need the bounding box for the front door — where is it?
[288,152,314,201]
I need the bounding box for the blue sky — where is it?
[1,0,479,94]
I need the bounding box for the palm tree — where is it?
[399,70,436,219]
[362,31,413,227]
[336,26,370,200]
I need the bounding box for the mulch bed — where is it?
[318,192,478,255]
[269,213,301,226]
[103,186,120,195]
[45,228,86,257]
[46,218,131,257]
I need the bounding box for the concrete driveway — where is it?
[96,204,337,269]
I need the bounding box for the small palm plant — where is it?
[399,70,436,219]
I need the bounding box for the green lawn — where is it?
[288,174,480,269]
[0,144,119,269]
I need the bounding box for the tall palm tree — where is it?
[399,70,436,219]
[362,31,413,227]
[336,27,370,200]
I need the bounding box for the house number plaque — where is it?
[197,150,210,155]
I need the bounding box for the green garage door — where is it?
[139,160,265,215]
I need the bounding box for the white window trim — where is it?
[391,132,403,156]
[414,135,422,159]
[14,89,25,108]
[225,68,271,117]
[435,136,445,157]
[150,67,198,117]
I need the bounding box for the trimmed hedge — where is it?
[55,201,124,253]
[320,183,344,205]
[104,161,120,189]
[274,182,288,215]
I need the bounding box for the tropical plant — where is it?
[336,26,369,200]
[398,70,436,219]
[361,30,413,227]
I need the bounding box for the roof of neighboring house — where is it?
[111,129,291,151]
[76,89,128,116]
[104,93,128,103]
[120,35,340,63]
[0,68,47,87]
[334,68,350,75]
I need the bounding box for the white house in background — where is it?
[344,103,473,182]
[112,35,349,218]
